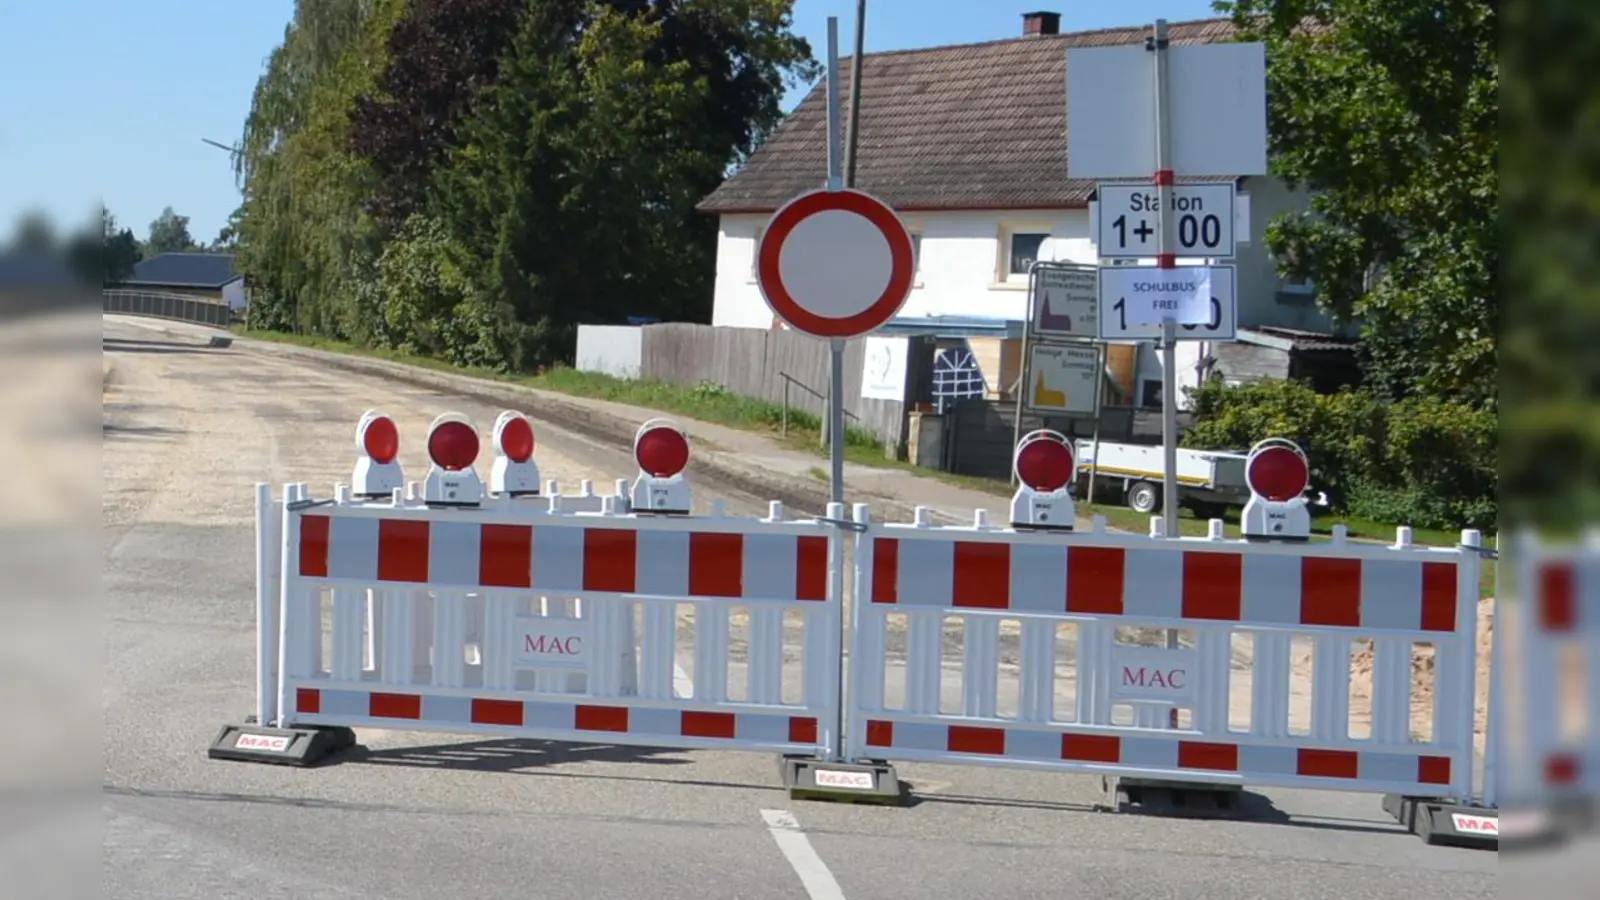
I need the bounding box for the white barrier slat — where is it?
[1017,620,1055,724]
[962,616,999,720]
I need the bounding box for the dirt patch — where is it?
[1330,598,1495,748]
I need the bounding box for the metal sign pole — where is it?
[825,17,851,506]
[1151,21,1182,669]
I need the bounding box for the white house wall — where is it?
[710,182,1340,408]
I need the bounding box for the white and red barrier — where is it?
[222,410,844,766]
[844,505,1484,799]
[220,420,1503,847]
[1484,531,1600,843]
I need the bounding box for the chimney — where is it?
[1022,11,1061,37]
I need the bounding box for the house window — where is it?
[1140,379,1163,409]
[1008,232,1049,276]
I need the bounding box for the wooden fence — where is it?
[629,323,934,453]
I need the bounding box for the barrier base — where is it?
[780,755,907,806]
[1382,795,1499,850]
[1102,777,1244,818]
[207,721,356,767]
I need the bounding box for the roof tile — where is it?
[700,17,1242,213]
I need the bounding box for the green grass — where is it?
[236,325,1495,597]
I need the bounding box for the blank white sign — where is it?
[1066,41,1268,179]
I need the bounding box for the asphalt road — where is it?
[100,315,1498,900]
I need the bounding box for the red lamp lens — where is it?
[499,416,535,463]
[635,427,690,478]
[362,416,399,465]
[1247,446,1308,502]
[1015,438,1073,492]
[428,420,480,471]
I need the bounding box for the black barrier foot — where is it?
[1102,777,1244,819]
[1382,794,1499,850]
[208,722,356,767]
[782,756,907,806]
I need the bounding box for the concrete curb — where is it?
[228,336,937,521]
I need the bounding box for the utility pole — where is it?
[843,0,866,188]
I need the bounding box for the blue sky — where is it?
[0,0,1219,246]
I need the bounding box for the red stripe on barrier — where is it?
[689,532,744,598]
[370,692,422,719]
[1177,741,1239,772]
[299,515,330,577]
[1300,557,1361,627]
[1419,755,1452,786]
[582,529,637,593]
[479,524,533,588]
[1539,563,1576,632]
[1183,552,1242,621]
[1066,546,1124,614]
[377,520,430,583]
[1419,562,1458,632]
[296,687,321,714]
[865,719,894,747]
[952,542,1009,609]
[948,725,1006,755]
[575,704,629,733]
[1297,748,1359,779]
[472,698,524,727]
[681,710,737,739]
[1061,733,1120,763]
[795,536,828,601]
[788,717,819,744]
[871,538,899,604]
[1545,753,1580,786]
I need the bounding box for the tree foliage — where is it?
[146,206,201,254]
[103,208,143,283]
[1218,0,1497,408]
[233,0,814,367]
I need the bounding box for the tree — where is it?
[146,206,199,254]
[347,0,526,228]
[10,210,56,252]
[211,207,243,251]
[1218,0,1497,408]
[103,207,143,283]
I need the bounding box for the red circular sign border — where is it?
[756,188,915,338]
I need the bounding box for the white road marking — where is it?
[760,809,848,900]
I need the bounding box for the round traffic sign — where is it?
[756,188,915,338]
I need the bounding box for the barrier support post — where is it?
[783,502,906,805]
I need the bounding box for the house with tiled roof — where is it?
[697,12,1356,412]
[113,252,248,310]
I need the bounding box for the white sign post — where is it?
[1097,265,1236,341]
[1096,182,1237,259]
[1068,22,1266,715]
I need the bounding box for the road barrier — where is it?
[1482,531,1600,846]
[212,417,1508,849]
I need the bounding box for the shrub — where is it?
[1183,379,1495,530]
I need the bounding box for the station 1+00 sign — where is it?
[1096,182,1236,259]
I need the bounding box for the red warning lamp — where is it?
[1014,434,1075,493]
[490,410,541,497]
[422,413,483,506]
[1241,438,1312,540]
[352,409,404,498]
[1010,430,1076,530]
[630,418,692,514]
[1246,445,1309,502]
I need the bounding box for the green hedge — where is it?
[1182,379,1496,530]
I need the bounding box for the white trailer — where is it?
[1074,439,1253,518]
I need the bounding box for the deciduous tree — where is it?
[1219,0,1497,408]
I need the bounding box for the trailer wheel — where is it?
[1127,481,1162,515]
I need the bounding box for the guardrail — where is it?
[103,289,234,328]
